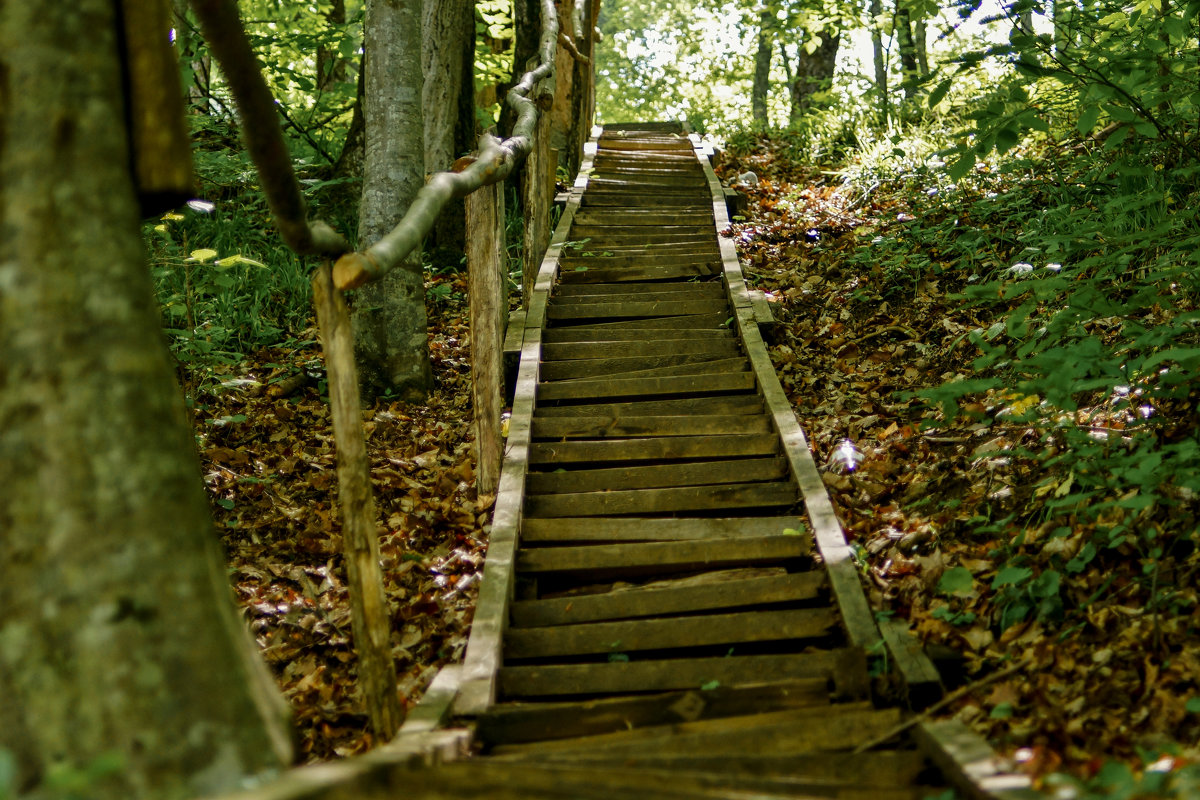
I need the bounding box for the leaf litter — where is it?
[717,137,1200,792]
[190,274,487,760]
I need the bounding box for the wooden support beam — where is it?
[467,179,506,496]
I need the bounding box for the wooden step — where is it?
[533,396,763,419]
[516,534,810,574]
[527,431,775,463]
[523,481,798,517]
[535,372,755,402]
[530,413,770,439]
[527,457,787,493]
[499,649,863,698]
[510,572,826,627]
[540,338,738,359]
[521,515,807,543]
[477,678,830,744]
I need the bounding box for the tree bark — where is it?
[354,0,432,400]
[422,0,476,269]
[466,183,506,497]
[312,264,403,740]
[894,4,919,101]
[870,0,889,124]
[752,8,773,128]
[0,2,293,797]
[788,30,840,124]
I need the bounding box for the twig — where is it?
[558,31,590,63]
[852,659,1030,754]
[275,98,338,166]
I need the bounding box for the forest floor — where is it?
[186,141,1198,790]
[190,281,487,761]
[714,140,1200,794]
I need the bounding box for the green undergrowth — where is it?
[721,111,1200,789]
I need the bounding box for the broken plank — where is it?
[527,432,776,463]
[520,515,805,543]
[499,649,857,698]
[913,720,1042,800]
[525,456,786,493]
[523,481,798,517]
[477,677,828,745]
[516,534,809,574]
[530,413,770,439]
[510,572,826,628]
[535,372,754,402]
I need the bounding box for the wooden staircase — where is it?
[216,122,1041,800]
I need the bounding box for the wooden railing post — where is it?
[521,103,554,303]
[312,262,402,741]
[467,182,507,497]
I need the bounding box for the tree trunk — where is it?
[422,0,475,269]
[788,31,840,124]
[913,11,928,78]
[752,9,773,128]
[0,2,293,797]
[353,0,432,400]
[335,59,365,178]
[870,0,889,124]
[894,4,919,101]
[316,0,349,92]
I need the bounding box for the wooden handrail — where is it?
[333,0,560,291]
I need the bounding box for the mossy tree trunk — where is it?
[0,2,293,797]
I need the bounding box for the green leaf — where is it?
[1187,697,1200,713]
[216,498,235,510]
[948,152,976,181]
[989,702,1014,719]
[937,566,975,597]
[1076,104,1101,135]
[928,78,953,109]
[700,679,720,691]
[993,566,1033,588]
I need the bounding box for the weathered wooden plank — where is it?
[490,751,930,788]
[510,572,826,628]
[572,211,714,226]
[524,481,798,517]
[914,720,1042,800]
[542,331,729,350]
[505,607,837,659]
[526,456,787,494]
[531,413,769,439]
[516,534,809,574]
[546,299,728,320]
[548,356,750,383]
[527,431,775,463]
[395,664,460,735]
[492,705,904,757]
[539,354,735,382]
[582,194,710,208]
[568,225,715,241]
[553,281,724,298]
[520,515,806,543]
[559,251,720,266]
[498,649,857,698]
[477,678,829,745]
[536,372,754,402]
[878,616,944,709]
[556,312,731,330]
[694,126,885,656]
[533,395,762,419]
[556,262,722,283]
